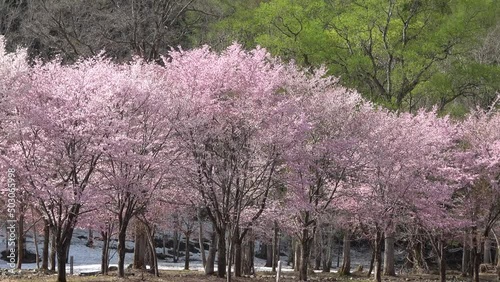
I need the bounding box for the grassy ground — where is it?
[0,269,496,282]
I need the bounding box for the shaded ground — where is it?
[0,269,497,282]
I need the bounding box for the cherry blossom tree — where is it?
[4,54,120,282]
[168,44,299,281]
[454,101,500,282]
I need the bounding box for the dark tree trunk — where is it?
[144,224,158,276]
[462,232,469,276]
[101,230,110,275]
[49,230,56,272]
[368,242,375,277]
[472,233,480,282]
[16,211,24,269]
[272,222,279,272]
[217,228,226,278]
[294,239,301,272]
[374,231,383,282]
[383,232,395,276]
[42,221,49,270]
[299,228,312,281]
[198,210,206,268]
[339,231,351,275]
[117,222,129,277]
[205,229,216,275]
[87,229,94,247]
[266,243,273,267]
[184,234,190,270]
[322,229,333,273]
[55,227,75,282]
[173,230,179,263]
[234,239,242,277]
[438,239,446,282]
[133,221,147,270]
[242,237,254,275]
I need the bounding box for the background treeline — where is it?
[1,0,500,114]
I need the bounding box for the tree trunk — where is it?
[368,242,375,277]
[374,231,383,282]
[198,210,206,268]
[462,232,470,276]
[484,237,491,264]
[299,228,312,281]
[144,224,158,276]
[101,230,109,275]
[117,222,129,277]
[184,234,190,270]
[217,228,227,278]
[49,229,56,272]
[33,220,40,269]
[266,243,273,267]
[322,231,333,272]
[272,222,279,272]
[42,221,49,270]
[294,239,301,272]
[55,227,75,282]
[205,228,217,275]
[411,238,429,273]
[234,239,242,277]
[242,237,254,275]
[87,229,94,247]
[472,233,480,282]
[133,221,147,270]
[383,233,396,276]
[173,230,179,263]
[339,231,351,275]
[288,237,294,267]
[314,231,321,270]
[16,210,24,269]
[438,239,446,282]
[56,243,68,282]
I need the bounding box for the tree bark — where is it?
[205,228,217,275]
[16,210,24,269]
[42,220,49,270]
[484,237,491,264]
[242,236,254,275]
[272,222,279,272]
[299,228,312,281]
[101,230,109,275]
[33,219,40,269]
[266,243,273,267]
[234,239,242,277]
[117,220,129,277]
[472,233,480,282]
[49,229,56,272]
[217,227,227,278]
[198,210,206,268]
[374,231,383,282]
[339,231,351,275]
[173,230,179,263]
[87,229,94,247]
[322,231,333,272]
[368,241,375,277]
[294,239,301,272]
[133,221,147,270]
[184,234,190,270]
[144,223,158,276]
[462,232,470,276]
[383,233,396,276]
[438,239,446,282]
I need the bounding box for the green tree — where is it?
[215,0,500,112]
